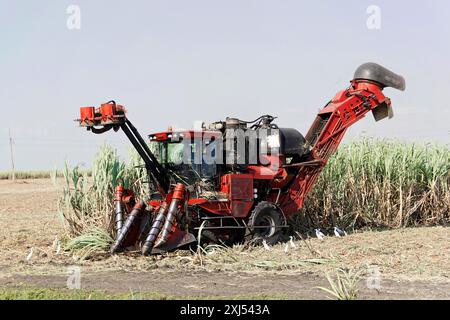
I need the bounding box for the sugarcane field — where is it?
[0,1,449,313]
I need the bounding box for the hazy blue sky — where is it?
[0,0,449,171]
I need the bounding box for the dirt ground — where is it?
[0,179,449,299]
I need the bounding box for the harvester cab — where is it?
[76,62,405,255]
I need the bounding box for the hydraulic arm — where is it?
[77,101,170,194]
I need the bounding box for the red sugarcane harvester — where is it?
[76,63,405,255]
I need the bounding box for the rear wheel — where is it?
[248,201,284,245]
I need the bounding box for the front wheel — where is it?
[248,201,284,245]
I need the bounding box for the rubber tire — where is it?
[248,201,283,245]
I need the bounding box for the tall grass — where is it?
[55,145,148,237]
[297,138,450,229]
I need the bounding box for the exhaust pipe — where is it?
[111,200,147,253]
[141,202,168,255]
[154,183,186,248]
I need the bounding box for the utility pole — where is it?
[8,129,15,181]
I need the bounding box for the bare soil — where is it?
[0,179,449,299]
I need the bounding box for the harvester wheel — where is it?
[248,201,283,245]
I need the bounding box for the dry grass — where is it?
[2,202,448,284]
[32,226,444,284]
